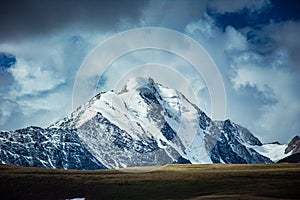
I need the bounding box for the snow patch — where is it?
[252,144,291,162]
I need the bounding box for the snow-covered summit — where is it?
[120,76,155,92]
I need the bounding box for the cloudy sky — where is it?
[0,0,300,143]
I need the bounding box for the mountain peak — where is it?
[120,76,155,93]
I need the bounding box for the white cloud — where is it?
[224,26,248,51]
[8,59,65,97]
[0,30,110,129]
[232,60,300,142]
[0,99,18,126]
[185,14,248,78]
[185,13,300,143]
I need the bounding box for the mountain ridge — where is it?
[0,77,290,169]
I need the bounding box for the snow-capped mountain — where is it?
[0,77,289,169]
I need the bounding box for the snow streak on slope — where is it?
[0,127,105,169]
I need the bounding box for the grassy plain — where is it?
[0,163,299,200]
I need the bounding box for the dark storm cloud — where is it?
[0,0,148,42]
[141,0,207,31]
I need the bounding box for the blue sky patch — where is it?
[210,0,300,31]
[0,53,16,71]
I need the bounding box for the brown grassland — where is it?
[0,163,299,200]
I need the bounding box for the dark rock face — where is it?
[223,120,262,146]
[285,135,300,154]
[209,120,272,164]
[161,123,176,141]
[199,111,211,130]
[269,141,281,145]
[278,153,300,163]
[173,156,192,164]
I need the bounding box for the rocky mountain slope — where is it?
[0,77,289,169]
[285,135,300,154]
[278,153,300,163]
[0,127,105,169]
[276,135,300,163]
